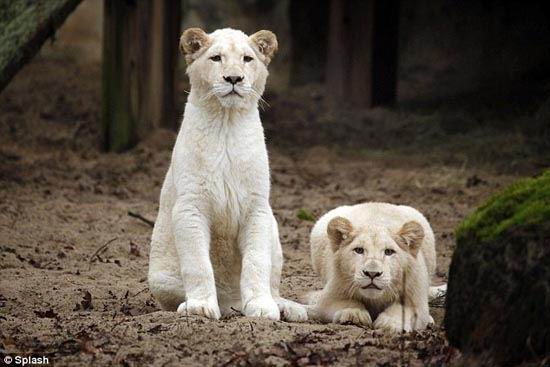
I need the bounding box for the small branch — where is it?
[429,294,446,308]
[130,287,148,298]
[71,120,85,140]
[128,211,154,227]
[89,237,118,263]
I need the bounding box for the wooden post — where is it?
[325,0,399,109]
[349,0,375,107]
[102,0,180,152]
[102,0,136,152]
[142,1,181,131]
[372,0,400,106]
[325,0,349,104]
[289,0,329,86]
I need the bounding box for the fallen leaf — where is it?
[34,308,59,319]
[129,241,141,257]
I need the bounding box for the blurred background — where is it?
[2,0,550,158]
[0,0,549,365]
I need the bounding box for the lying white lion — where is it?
[309,202,442,332]
[148,28,306,322]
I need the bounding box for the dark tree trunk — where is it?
[289,0,330,86]
[325,0,399,109]
[102,0,180,152]
[372,0,400,106]
[0,0,83,93]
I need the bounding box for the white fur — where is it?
[148,28,306,322]
[309,202,441,332]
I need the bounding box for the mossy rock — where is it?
[445,170,550,365]
[0,0,82,91]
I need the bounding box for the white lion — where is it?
[148,28,306,322]
[309,202,444,332]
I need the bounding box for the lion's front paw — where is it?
[177,298,221,320]
[243,296,280,320]
[374,310,433,333]
[277,298,308,322]
[333,308,372,326]
[374,312,405,333]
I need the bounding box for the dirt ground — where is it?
[1,40,548,366]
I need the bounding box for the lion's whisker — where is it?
[253,88,270,108]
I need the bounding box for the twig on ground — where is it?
[130,288,148,298]
[71,120,85,140]
[429,293,446,308]
[110,318,127,332]
[401,272,407,367]
[128,211,154,227]
[89,237,118,263]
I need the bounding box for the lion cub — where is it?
[148,28,306,322]
[309,202,436,332]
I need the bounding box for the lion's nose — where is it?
[363,270,383,279]
[223,75,244,85]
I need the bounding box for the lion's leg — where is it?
[311,286,372,326]
[172,197,221,319]
[148,201,185,311]
[374,266,432,332]
[269,213,283,299]
[374,303,433,332]
[266,213,308,322]
[238,205,280,320]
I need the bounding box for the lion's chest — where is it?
[208,152,248,236]
[191,124,268,235]
[200,136,262,293]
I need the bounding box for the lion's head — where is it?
[327,217,424,300]
[180,28,278,109]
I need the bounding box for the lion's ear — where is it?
[395,221,424,257]
[180,28,210,63]
[250,30,278,65]
[327,217,354,252]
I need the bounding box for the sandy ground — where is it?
[1,44,547,366]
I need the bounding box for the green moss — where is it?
[457,170,550,243]
[297,209,315,222]
[0,0,82,91]
[447,170,550,363]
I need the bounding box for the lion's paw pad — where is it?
[278,300,308,322]
[374,313,410,333]
[243,297,280,320]
[333,308,372,326]
[177,299,221,320]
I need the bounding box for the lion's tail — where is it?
[429,284,447,301]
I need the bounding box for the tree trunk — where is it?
[0,0,83,92]
[102,0,180,152]
[289,0,329,86]
[325,0,399,109]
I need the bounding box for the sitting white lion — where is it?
[308,202,442,332]
[148,28,306,322]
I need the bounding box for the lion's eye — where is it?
[243,55,253,63]
[353,247,364,255]
[210,55,222,62]
[384,249,396,256]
